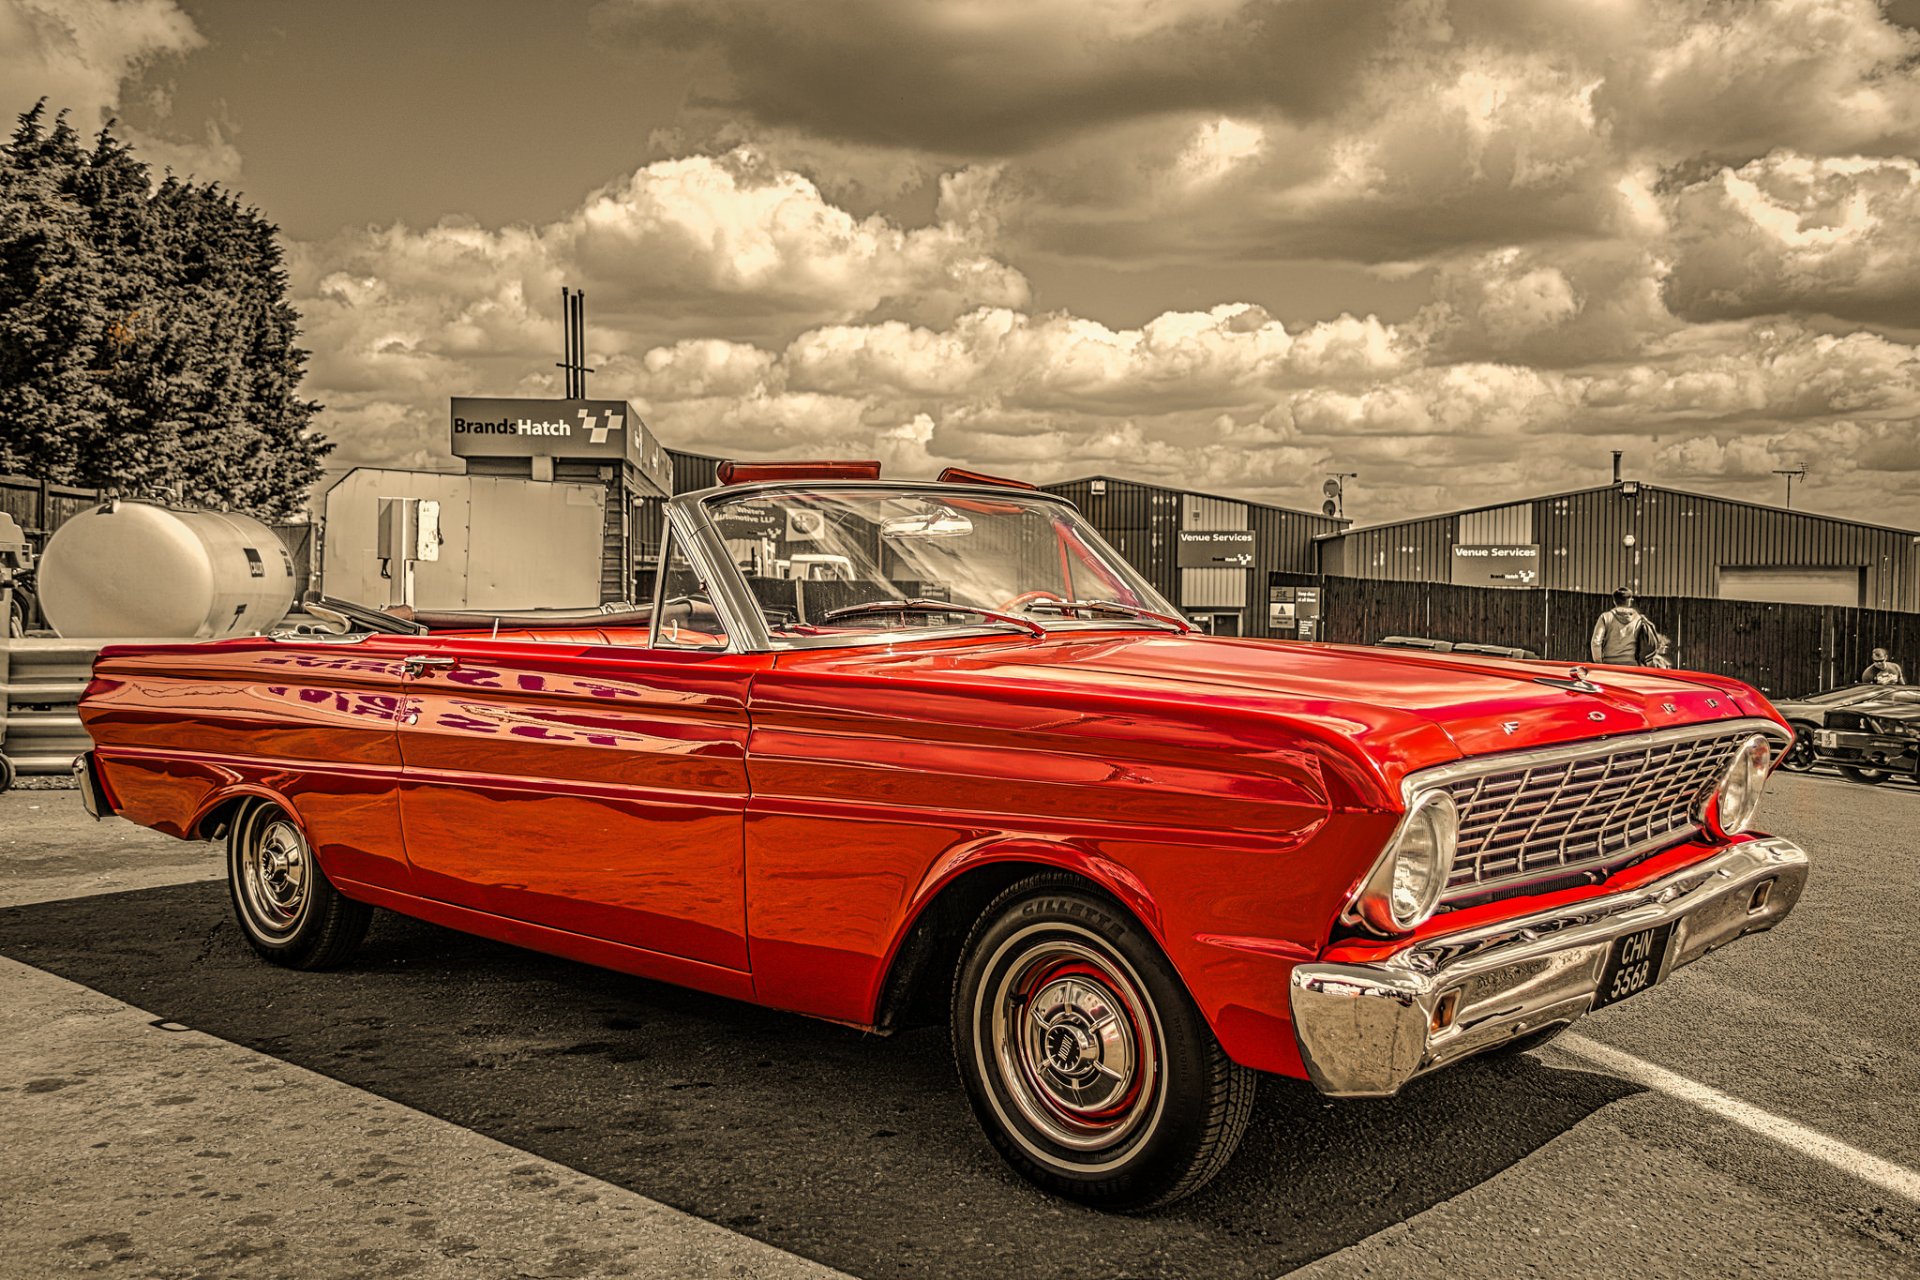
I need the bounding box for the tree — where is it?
[0,103,328,519]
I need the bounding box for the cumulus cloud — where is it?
[592,0,1387,154]
[0,0,239,181]
[560,150,1028,330]
[589,1,1920,269]
[1581,325,1920,424]
[1414,244,1677,364]
[781,305,1407,412]
[1656,422,1920,493]
[0,0,199,122]
[1601,0,1920,161]
[292,149,1031,473]
[1664,152,1920,326]
[254,0,1920,528]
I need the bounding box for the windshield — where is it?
[701,485,1181,646]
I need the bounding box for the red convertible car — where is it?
[75,463,1808,1209]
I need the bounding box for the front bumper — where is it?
[1289,836,1808,1098]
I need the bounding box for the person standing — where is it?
[1863,647,1906,685]
[1590,587,1661,666]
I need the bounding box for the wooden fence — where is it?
[1317,576,1919,698]
[0,474,103,544]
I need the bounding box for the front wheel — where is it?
[1778,725,1818,773]
[1840,765,1888,785]
[227,800,371,968]
[952,875,1255,1211]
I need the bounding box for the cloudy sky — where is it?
[7,0,1920,527]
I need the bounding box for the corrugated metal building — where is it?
[1042,476,1349,636]
[1317,480,1920,611]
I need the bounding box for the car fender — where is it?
[188,781,302,843]
[905,832,1169,947]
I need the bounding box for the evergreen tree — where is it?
[0,103,328,518]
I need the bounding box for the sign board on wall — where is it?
[1269,583,1323,639]
[449,397,672,495]
[1177,529,1255,568]
[1450,543,1541,589]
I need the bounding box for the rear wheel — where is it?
[951,875,1255,1211]
[1840,765,1888,785]
[227,801,370,968]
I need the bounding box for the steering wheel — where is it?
[1000,589,1067,613]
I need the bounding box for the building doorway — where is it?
[1192,612,1242,636]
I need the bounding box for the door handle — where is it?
[403,654,456,676]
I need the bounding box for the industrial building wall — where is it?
[321,469,605,611]
[1046,476,1345,635]
[1325,483,1920,611]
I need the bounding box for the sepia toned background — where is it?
[6,0,1920,526]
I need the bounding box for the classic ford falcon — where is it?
[75,462,1808,1210]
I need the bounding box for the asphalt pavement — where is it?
[1,769,1916,1279]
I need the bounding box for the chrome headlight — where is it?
[1353,790,1459,935]
[1701,733,1773,838]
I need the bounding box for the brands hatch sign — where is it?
[449,397,672,495]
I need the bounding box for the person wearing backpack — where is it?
[1590,587,1664,666]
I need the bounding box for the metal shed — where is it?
[1316,480,1920,612]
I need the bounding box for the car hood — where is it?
[774,631,1780,797]
[1831,698,1920,730]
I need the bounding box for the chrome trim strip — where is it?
[656,501,762,654]
[1403,717,1788,797]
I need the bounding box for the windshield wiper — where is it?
[1017,598,1192,632]
[817,598,1045,637]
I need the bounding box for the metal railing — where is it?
[0,637,140,791]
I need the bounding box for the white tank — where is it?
[39,501,297,639]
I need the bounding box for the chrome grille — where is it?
[1425,724,1778,905]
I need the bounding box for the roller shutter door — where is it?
[1716,566,1862,607]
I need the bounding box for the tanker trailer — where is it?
[37,500,297,639]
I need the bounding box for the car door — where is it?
[393,635,765,971]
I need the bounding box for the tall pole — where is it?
[558,287,595,397]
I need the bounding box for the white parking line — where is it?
[1557,1033,1920,1204]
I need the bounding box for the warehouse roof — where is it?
[1045,473,1349,524]
[1315,480,1920,541]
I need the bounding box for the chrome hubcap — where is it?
[986,933,1159,1153]
[241,816,309,934]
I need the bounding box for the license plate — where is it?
[1592,923,1674,1010]
[1813,729,1838,748]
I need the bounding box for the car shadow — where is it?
[1,883,1641,1279]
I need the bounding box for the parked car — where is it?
[1773,683,1918,772]
[1809,689,1920,785]
[74,462,1810,1210]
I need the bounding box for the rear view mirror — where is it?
[880,507,973,539]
